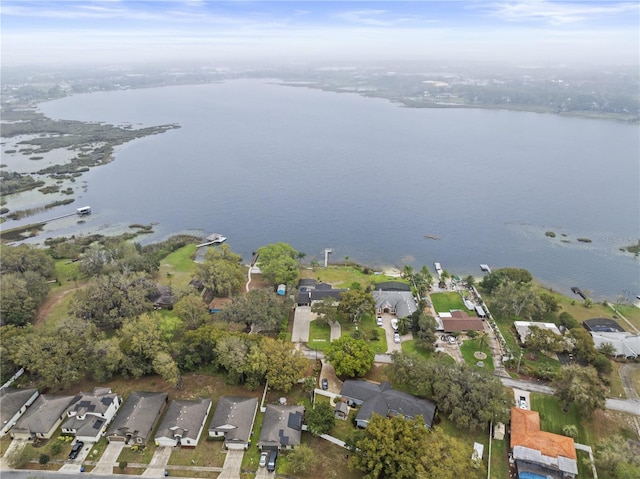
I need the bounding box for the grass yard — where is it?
[429,291,466,313]
[299,265,401,290]
[157,244,198,289]
[168,438,227,467]
[460,337,494,372]
[308,320,332,351]
[401,339,435,360]
[608,361,627,399]
[489,436,510,479]
[117,443,156,465]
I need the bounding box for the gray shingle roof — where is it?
[372,291,417,318]
[12,394,76,435]
[106,391,168,442]
[0,387,38,430]
[155,398,212,442]
[258,404,304,449]
[340,380,436,427]
[209,397,258,445]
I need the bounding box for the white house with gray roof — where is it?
[258,404,304,451]
[590,332,640,359]
[155,398,212,447]
[106,391,168,445]
[208,396,258,450]
[10,394,77,441]
[61,388,121,443]
[0,387,39,437]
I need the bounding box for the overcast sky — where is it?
[2,0,638,67]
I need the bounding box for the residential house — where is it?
[0,387,39,437]
[62,387,122,443]
[439,310,484,333]
[514,321,563,344]
[372,290,417,318]
[151,285,174,310]
[10,394,77,441]
[208,396,258,450]
[155,398,212,447]
[589,331,640,359]
[258,404,304,451]
[510,406,577,479]
[296,280,347,306]
[106,391,168,445]
[340,380,436,428]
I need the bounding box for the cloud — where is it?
[486,0,639,25]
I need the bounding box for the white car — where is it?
[519,398,528,409]
[259,451,269,468]
[394,332,401,343]
[391,318,398,330]
[376,316,383,326]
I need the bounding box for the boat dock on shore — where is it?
[196,233,227,248]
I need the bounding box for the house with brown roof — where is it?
[510,407,577,478]
[440,310,484,333]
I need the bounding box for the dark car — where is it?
[68,441,84,460]
[267,450,277,472]
[321,378,328,390]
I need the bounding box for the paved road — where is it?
[501,377,640,416]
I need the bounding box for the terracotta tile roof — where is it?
[510,407,576,460]
[441,317,484,332]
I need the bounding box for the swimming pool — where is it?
[518,472,552,479]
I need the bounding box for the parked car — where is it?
[259,451,269,468]
[519,397,528,409]
[68,441,84,460]
[394,332,401,343]
[321,378,328,390]
[376,316,383,326]
[391,318,398,330]
[267,450,278,472]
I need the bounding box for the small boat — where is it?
[480,264,491,274]
[76,206,91,215]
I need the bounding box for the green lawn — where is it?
[308,320,331,351]
[401,339,435,360]
[529,393,594,445]
[489,436,510,479]
[299,265,402,289]
[157,244,198,289]
[460,337,494,372]
[429,292,466,313]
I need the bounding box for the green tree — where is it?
[338,287,375,323]
[326,336,374,378]
[153,351,181,388]
[69,272,156,329]
[311,296,338,326]
[562,424,579,438]
[287,444,315,473]
[491,280,542,318]
[215,335,249,384]
[567,327,598,363]
[177,325,223,372]
[525,326,566,358]
[348,416,478,479]
[217,288,289,332]
[118,313,167,378]
[305,401,335,436]
[12,317,97,389]
[594,435,640,479]
[198,244,245,297]
[173,292,209,329]
[552,364,606,416]
[479,267,533,294]
[0,244,55,278]
[90,337,125,382]
[0,273,41,326]
[263,337,308,392]
[244,342,268,390]
[257,242,299,286]
[598,342,617,356]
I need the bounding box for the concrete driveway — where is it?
[92,441,125,474]
[320,360,343,393]
[381,314,402,353]
[218,449,244,479]
[292,306,312,343]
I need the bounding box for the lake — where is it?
[25,79,640,300]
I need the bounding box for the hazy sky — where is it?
[2,1,639,67]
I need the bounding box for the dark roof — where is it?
[0,387,39,430]
[340,380,436,427]
[258,404,304,449]
[297,279,317,288]
[106,391,168,441]
[373,281,411,292]
[155,398,212,442]
[209,396,258,444]
[583,318,625,333]
[12,395,77,435]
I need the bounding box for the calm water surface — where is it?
[33,80,640,300]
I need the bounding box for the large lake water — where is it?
[27,79,640,300]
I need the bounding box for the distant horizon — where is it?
[2,1,638,68]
